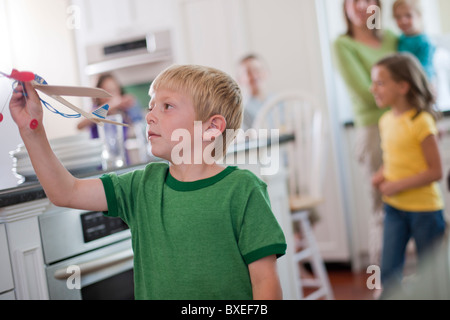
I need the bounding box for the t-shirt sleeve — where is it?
[100,173,119,217]
[100,170,142,224]
[414,112,437,143]
[238,185,287,265]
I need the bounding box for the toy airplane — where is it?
[0,69,128,127]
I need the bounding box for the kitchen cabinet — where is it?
[0,224,14,298]
[0,199,50,300]
[72,0,245,75]
[177,0,246,74]
[70,0,178,46]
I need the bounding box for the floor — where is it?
[326,264,376,300]
[301,263,377,300]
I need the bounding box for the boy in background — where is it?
[237,54,271,131]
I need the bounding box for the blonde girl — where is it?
[393,0,436,80]
[371,53,445,297]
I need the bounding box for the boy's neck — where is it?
[169,163,226,182]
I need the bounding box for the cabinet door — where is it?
[74,0,136,44]
[0,224,14,294]
[178,0,246,74]
[134,0,177,33]
[73,0,177,45]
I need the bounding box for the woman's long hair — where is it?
[375,53,441,121]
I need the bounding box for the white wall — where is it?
[5,0,81,139]
[439,0,450,33]
[0,0,81,189]
[0,0,23,189]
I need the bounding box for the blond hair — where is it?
[393,0,422,16]
[150,64,243,155]
[374,53,440,121]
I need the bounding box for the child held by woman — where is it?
[393,0,436,80]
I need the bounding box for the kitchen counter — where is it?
[343,110,450,128]
[0,163,149,208]
[0,133,294,209]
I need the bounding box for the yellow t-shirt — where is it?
[379,109,443,211]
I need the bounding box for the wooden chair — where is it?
[253,91,333,300]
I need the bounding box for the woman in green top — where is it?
[333,0,398,266]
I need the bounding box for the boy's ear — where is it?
[203,115,226,142]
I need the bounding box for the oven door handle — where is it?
[53,248,134,280]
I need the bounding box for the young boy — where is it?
[393,0,436,80]
[237,54,271,131]
[9,64,287,300]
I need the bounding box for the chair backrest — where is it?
[253,91,325,202]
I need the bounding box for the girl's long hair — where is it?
[375,53,441,121]
[343,0,382,39]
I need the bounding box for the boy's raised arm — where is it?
[9,82,107,212]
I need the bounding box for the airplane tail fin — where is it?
[92,104,109,119]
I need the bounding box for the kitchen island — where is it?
[0,134,299,300]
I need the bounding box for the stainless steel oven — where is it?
[39,204,134,300]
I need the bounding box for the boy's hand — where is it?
[9,81,43,131]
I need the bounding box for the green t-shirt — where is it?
[100,163,287,300]
[333,30,398,127]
